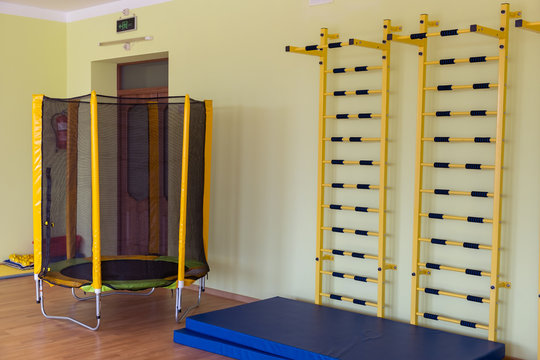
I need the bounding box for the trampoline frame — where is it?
[32,92,213,330]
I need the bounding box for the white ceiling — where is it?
[0,0,119,12]
[0,0,171,22]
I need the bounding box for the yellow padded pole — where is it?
[203,100,213,260]
[32,95,44,275]
[90,91,102,291]
[178,95,191,287]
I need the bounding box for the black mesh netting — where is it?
[39,94,209,287]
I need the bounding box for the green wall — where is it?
[2,0,540,357]
[0,14,66,259]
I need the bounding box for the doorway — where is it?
[117,58,169,255]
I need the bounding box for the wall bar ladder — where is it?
[286,21,399,318]
[390,3,519,341]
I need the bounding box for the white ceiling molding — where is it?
[0,0,172,23]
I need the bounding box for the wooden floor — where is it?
[0,276,248,359]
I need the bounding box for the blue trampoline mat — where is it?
[176,297,505,360]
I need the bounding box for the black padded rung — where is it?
[425,263,441,270]
[471,191,488,197]
[440,29,458,36]
[356,184,371,189]
[332,183,344,188]
[474,137,491,143]
[355,207,368,212]
[516,19,523,27]
[466,295,484,303]
[332,249,345,256]
[332,272,345,278]
[460,320,477,328]
[463,242,480,249]
[469,56,486,63]
[431,238,447,245]
[410,32,427,39]
[331,160,344,165]
[470,110,487,116]
[331,137,343,142]
[333,68,346,73]
[467,216,484,223]
[330,204,342,210]
[437,85,452,91]
[425,287,440,295]
[355,66,368,72]
[336,114,349,119]
[428,213,444,219]
[473,82,490,89]
[423,312,439,320]
[434,137,450,142]
[354,276,368,282]
[349,137,362,142]
[465,163,482,170]
[355,230,368,236]
[330,294,342,301]
[332,227,344,233]
[305,45,318,51]
[355,89,369,95]
[328,42,342,48]
[334,91,346,96]
[353,299,366,306]
[434,162,450,168]
[440,58,455,65]
[434,189,450,195]
[436,111,451,117]
[359,160,373,166]
[351,252,365,259]
[465,269,482,276]
[357,113,372,118]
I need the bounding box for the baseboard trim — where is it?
[185,284,258,303]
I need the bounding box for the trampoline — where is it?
[32,92,213,330]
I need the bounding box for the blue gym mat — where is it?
[174,297,505,360]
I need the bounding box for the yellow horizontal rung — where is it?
[322,204,379,213]
[320,270,378,284]
[348,38,387,50]
[419,237,492,250]
[419,212,493,224]
[516,19,540,33]
[418,262,491,277]
[324,114,382,119]
[420,188,494,197]
[321,226,378,237]
[321,248,378,261]
[418,287,490,304]
[416,312,489,330]
[324,90,382,96]
[323,183,380,190]
[423,111,497,117]
[326,66,383,74]
[324,160,380,166]
[321,292,378,307]
[421,163,495,170]
[424,84,498,91]
[422,137,495,143]
[324,137,380,142]
[470,24,502,39]
[425,56,498,66]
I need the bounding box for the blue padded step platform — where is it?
[174,328,287,359]
[174,297,505,360]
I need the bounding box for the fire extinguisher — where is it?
[51,112,67,151]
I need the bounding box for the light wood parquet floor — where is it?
[0,276,249,360]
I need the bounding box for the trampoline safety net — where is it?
[37,94,209,290]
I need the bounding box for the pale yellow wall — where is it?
[0,15,66,259]
[2,0,540,357]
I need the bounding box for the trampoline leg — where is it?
[72,287,155,301]
[176,278,205,322]
[39,279,101,331]
[35,275,40,304]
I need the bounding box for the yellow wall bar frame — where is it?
[203,100,213,260]
[90,91,102,291]
[177,95,191,287]
[32,95,44,276]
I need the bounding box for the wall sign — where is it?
[117,16,137,33]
